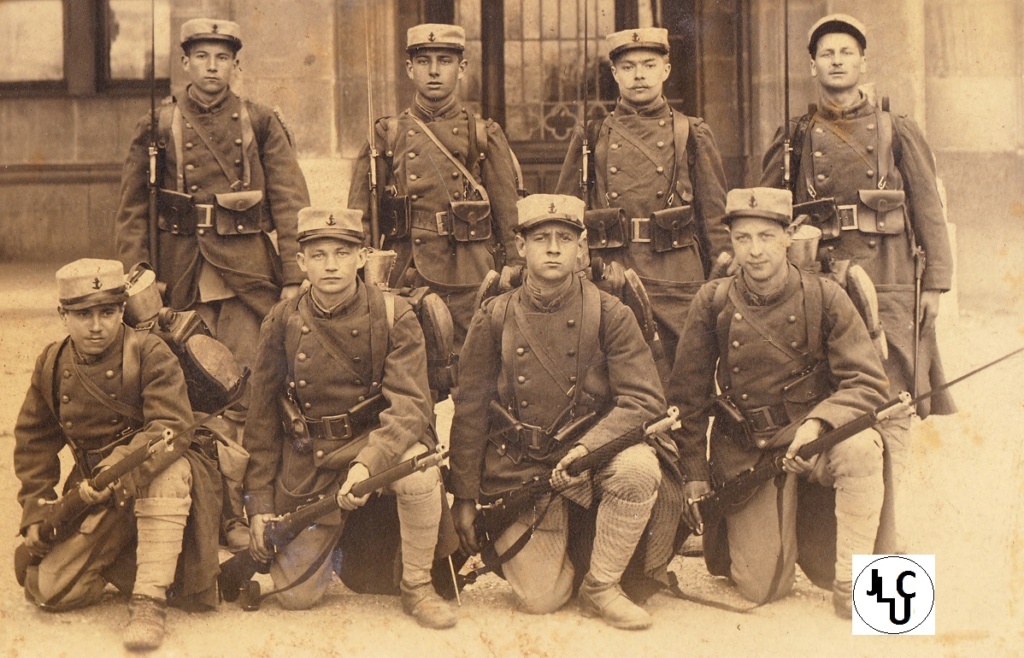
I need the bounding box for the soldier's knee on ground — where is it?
[141,457,193,499]
[732,559,795,605]
[826,428,883,480]
[516,575,574,614]
[598,443,661,501]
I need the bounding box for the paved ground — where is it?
[0,261,1021,657]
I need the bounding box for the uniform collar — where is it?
[183,85,237,114]
[307,281,365,319]
[816,90,872,121]
[521,274,580,312]
[411,95,462,122]
[615,95,671,119]
[735,265,801,307]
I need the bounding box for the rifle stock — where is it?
[218,446,447,604]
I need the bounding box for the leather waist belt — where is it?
[304,394,388,441]
[742,403,790,434]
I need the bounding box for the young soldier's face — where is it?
[182,41,238,97]
[516,223,585,286]
[811,32,866,93]
[296,238,367,304]
[406,49,466,102]
[612,50,671,106]
[729,217,793,287]
[60,303,124,356]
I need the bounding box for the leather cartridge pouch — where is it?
[584,208,628,249]
[157,189,196,235]
[650,205,696,253]
[214,190,265,236]
[380,190,411,240]
[793,198,841,240]
[448,199,492,242]
[780,363,833,423]
[856,189,906,235]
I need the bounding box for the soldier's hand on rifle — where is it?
[783,419,824,474]
[78,478,114,505]
[920,290,941,330]
[249,513,274,562]
[453,498,480,555]
[682,481,711,535]
[550,444,590,491]
[280,284,301,301]
[337,463,371,511]
[24,523,52,558]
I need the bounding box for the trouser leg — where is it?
[726,473,798,604]
[874,415,911,553]
[269,524,339,610]
[496,496,574,614]
[133,458,192,601]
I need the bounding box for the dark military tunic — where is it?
[760,93,954,414]
[555,97,729,369]
[243,283,433,517]
[667,266,888,483]
[14,327,195,532]
[114,87,310,320]
[449,276,665,501]
[347,98,522,351]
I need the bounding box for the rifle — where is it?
[218,445,447,609]
[781,0,793,189]
[14,369,250,585]
[578,0,591,200]
[694,346,1024,522]
[364,7,381,248]
[146,0,160,268]
[474,407,680,557]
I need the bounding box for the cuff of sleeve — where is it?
[246,489,275,517]
[354,445,387,478]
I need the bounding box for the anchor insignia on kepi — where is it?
[632,31,640,42]
[428,32,436,42]
[549,203,557,214]
[326,214,337,226]
[92,277,102,290]
[748,194,758,208]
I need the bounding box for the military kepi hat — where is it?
[407,24,466,53]
[56,259,128,311]
[723,187,793,227]
[180,18,243,51]
[606,28,670,60]
[297,208,365,244]
[807,14,866,56]
[516,194,586,233]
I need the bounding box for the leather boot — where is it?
[400,580,458,630]
[123,594,168,651]
[578,575,652,630]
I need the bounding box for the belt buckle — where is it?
[837,204,858,231]
[631,217,651,243]
[195,203,215,229]
[321,413,353,441]
[435,211,450,236]
[745,406,776,433]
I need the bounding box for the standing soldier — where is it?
[347,23,522,353]
[113,18,311,550]
[555,27,729,379]
[14,259,218,651]
[242,208,457,628]
[450,194,668,630]
[759,14,955,552]
[668,188,888,617]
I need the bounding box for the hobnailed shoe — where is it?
[833,581,853,619]
[400,581,458,629]
[578,575,652,630]
[123,594,168,652]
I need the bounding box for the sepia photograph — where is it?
[0,0,1021,656]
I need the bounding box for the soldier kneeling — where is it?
[450,195,670,630]
[14,259,219,651]
[242,208,458,628]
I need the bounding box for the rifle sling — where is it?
[252,519,347,606]
[478,493,556,576]
[664,571,755,614]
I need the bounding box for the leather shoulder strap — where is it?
[711,277,736,389]
[69,330,144,423]
[41,338,70,419]
[366,284,391,386]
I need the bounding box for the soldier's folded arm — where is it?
[691,120,731,259]
[14,352,67,532]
